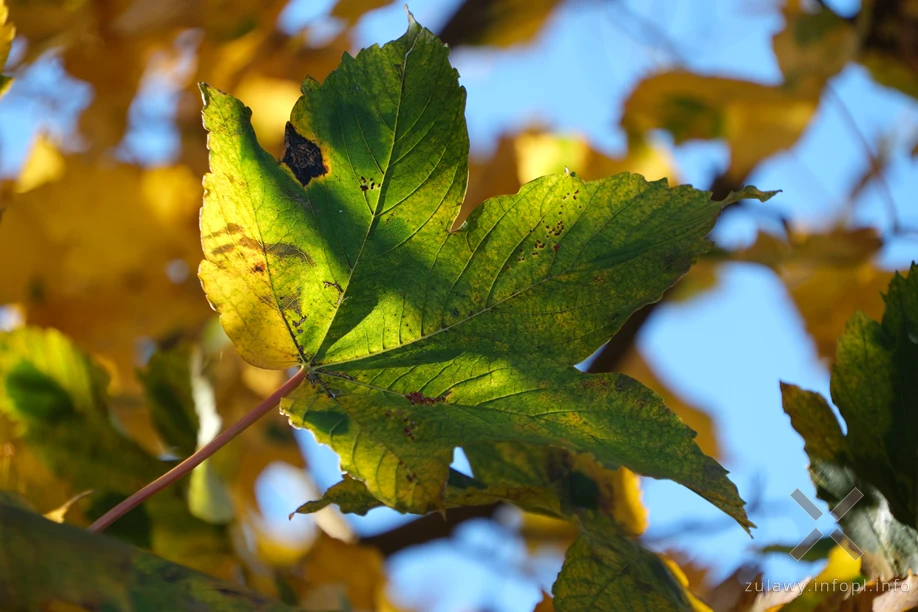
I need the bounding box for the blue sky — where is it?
[2,0,917,610]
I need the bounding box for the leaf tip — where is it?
[403,4,416,26]
[198,81,214,105]
[720,186,781,206]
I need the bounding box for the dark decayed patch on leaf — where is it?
[282,121,327,186]
[783,262,918,579]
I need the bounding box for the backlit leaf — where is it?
[200,16,768,528]
[782,263,918,579]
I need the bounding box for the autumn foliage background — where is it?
[0,0,917,610]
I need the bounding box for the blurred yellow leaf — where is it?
[297,534,397,612]
[457,128,678,229]
[774,1,858,96]
[519,510,579,550]
[734,228,892,361]
[0,414,74,515]
[455,132,522,228]
[734,545,862,611]
[331,0,393,25]
[209,349,306,522]
[572,458,647,536]
[514,131,677,185]
[661,556,714,612]
[623,73,818,184]
[0,147,212,386]
[234,75,304,152]
[438,0,561,47]
[8,0,294,149]
[821,544,863,581]
[623,2,855,183]
[15,135,65,193]
[0,0,15,96]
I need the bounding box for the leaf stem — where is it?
[87,368,307,534]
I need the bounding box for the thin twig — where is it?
[826,85,901,233]
[87,368,307,534]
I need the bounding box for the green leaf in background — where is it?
[139,342,200,458]
[0,327,236,575]
[0,499,294,611]
[782,262,918,578]
[552,515,692,612]
[140,342,234,524]
[0,327,161,495]
[200,13,773,529]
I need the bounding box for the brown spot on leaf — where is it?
[211,244,235,256]
[268,242,315,266]
[283,122,328,186]
[252,263,265,273]
[204,223,245,240]
[404,391,448,405]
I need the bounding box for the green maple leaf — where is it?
[783,263,918,578]
[199,14,772,529]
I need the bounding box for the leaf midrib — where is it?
[308,27,421,366]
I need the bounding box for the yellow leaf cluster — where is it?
[622,2,857,183]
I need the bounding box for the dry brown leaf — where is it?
[533,591,555,611]
[733,545,862,612]
[826,574,918,612]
